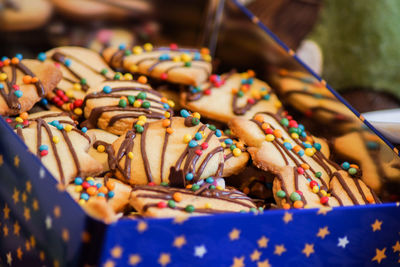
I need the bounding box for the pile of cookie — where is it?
[0,44,386,222]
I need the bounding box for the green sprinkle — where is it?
[135,124,144,133]
[137,92,147,100]
[100,68,108,75]
[127,95,135,105]
[230,144,236,150]
[237,91,244,97]
[191,184,200,191]
[208,125,216,131]
[114,73,121,80]
[209,185,216,190]
[141,101,151,109]
[290,192,301,202]
[185,205,195,213]
[168,200,176,208]
[191,117,200,125]
[280,118,289,127]
[160,182,169,187]
[80,78,87,85]
[119,99,127,108]
[315,172,322,178]
[184,62,192,67]
[276,190,286,198]
[348,167,357,175]
[250,208,257,213]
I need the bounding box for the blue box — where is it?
[1,1,400,266]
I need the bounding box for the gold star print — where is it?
[302,243,315,258]
[257,236,269,248]
[317,207,332,215]
[283,212,293,224]
[32,199,39,211]
[393,241,400,253]
[3,225,9,236]
[23,207,31,221]
[30,236,36,248]
[111,246,123,259]
[128,254,141,266]
[16,247,23,260]
[54,260,60,267]
[12,188,19,204]
[21,192,27,203]
[14,155,19,167]
[316,226,330,239]
[103,260,115,267]
[257,259,271,267]
[158,253,171,267]
[54,206,61,218]
[372,247,386,264]
[39,251,45,261]
[6,252,12,265]
[231,256,245,267]
[62,228,69,242]
[137,221,148,233]
[3,204,10,219]
[25,240,31,251]
[173,235,186,249]
[371,219,382,232]
[250,249,261,261]
[13,221,20,236]
[82,231,91,243]
[56,183,65,192]
[274,244,286,256]
[0,154,3,166]
[229,228,241,241]
[26,181,32,194]
[172,215,189,225]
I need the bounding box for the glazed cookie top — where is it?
[102,43,212,86]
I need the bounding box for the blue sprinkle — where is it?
[163,103,170,109]
[367,141,379,150]
[102,85,112,94]
[37,52,46,62]
[39,145,48,151]
[215,129,222,137]
[300,132,307,138]
[15,54,23,60]
[314,143,322,151]
[186,173,194,181]
[97,193,105,197]
[189,140,198,148]
[64,59,71,67]
[41,98,48,105]
[1,56,8,61]
[195,132,203,140]
[14,90,23,98]
[224,138,233,145]
[180,109,190,118]
[283,142,292,150]
[298,150,305,157]
[118,43,126,50]
[341,162,350,170]
[206,177,214,184]
[81,127,87,133]
[247,78,254,84]
[88,180,95,186]
[74,177,83,185]
[303,143,312,148]
[108,191,115,198]
[241,79,247,84]
[56,124,64,130]
[50,120,59,126]
[298,124,305,131]
[80,193,89,201]
[263,94,271,100]
[0,84,3,89]
[96,183,102,188]
[193,52,201,61]
[159,53,170,61]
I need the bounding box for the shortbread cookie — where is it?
[89,28,136,53]
[333,130,400,192]
[181,70,282,123]
[102,44,212,86]
[220,136,249,177]
[14,117,102,185]
[42,46,116,116]
[67,176,132,213]
[81,80,174,135]
[0,0,53,31]
[81,197,118,224]
[270,69,361,131]
[130,184,258,217]
[86,129,119,172]
[0,57,62,116]
[111,116,224,186]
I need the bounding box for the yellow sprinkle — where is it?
[283,139,291,143]
[143,43,153,52]
[221,142,226,148]
[138,115,147,122]
[251,90,261,99]
[129,64,138,72]
[128,152,134,159]
[86,177,94,181]
[320,190,327,196]
[53,136,59,144]
[181,53,192,62]
[291,133,299,139]
[216,185,223,190]
[312,186,319,193]
[65,90,74,98]
[132,46,143,55]
[240,72,249,79]
[136,120,145,126]
[64,124,73,132]
[124,73,133,80]
[75,185,83,192]
[203,54,212,62]
[260,90,268,96]
[305,148,315,157]
[74,108,83,115]
[204,203,212,209]
[133,100,142,108]
[116,72,123,80]
[0,73,7,81]
[167,100,175,108]
[232,148,242,157]
[78,199,86,205]
[15,117,23,123]
[183,134,192,143]
[275,100,282,109]
[192,112,201,119]
[164,111,171,118]
[73,83,82,91]
[312,147,317,153]
[97,145,105,153]
[173,56,181,62]
[265,134,275,142]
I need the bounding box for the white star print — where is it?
[39,168,45,179]
[194,245,207,258]
[45,216,52,229]
[338,236,349,248]
[6,252,12,266]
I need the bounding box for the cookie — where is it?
[67,176,132,213]
[0,0,53,31]
[89,28,136,53]
[0,57,62,116]
[111,115,224,186]
[220,136,249,177]
[181,70,282,123]
[269,69,361,131]
[81,80,175,135]
[130,184,258,218]
[333,130,400,193]
[86,129,119,172]
[42,46,116,116]
[102,44,212,86]
[13,115,103,185]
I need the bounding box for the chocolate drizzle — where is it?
[0,61,45,115]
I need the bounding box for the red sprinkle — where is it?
[320,196,329,204]
[40,150,48,157]
[170,43,178,50]
[53,96,61,102]
[82,182,90,189]
[265,128,273,134]
[296,190,303,196]
[74,99,83,107]
[23,120,29,126]
[157,201,167,208]
[286,115,293,120]
[160,73,168,80]
[214,81,223,87]
[297,167,304,175]
[70,103,75,110]
[210,74,218,83]
[56,90,64,97]
[310,181,318,188]
[247,98,255,104]
[289,120,298,128]
[195,149,203,156]
[204,89,211,95]
[6,118,12,123]
[62,96,69,102]
[201,142,208,150]
[148,182,156,186]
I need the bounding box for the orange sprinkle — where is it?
[166,127,174,134]
[231,88,238,94]
[173,192,182,202]
[161,97,168,103]
[293,145,301,153]
[306,136,313,142]
[366,195,374,203]
[86,187,97,196]
[293,200,303,209]
[240,85,249,92]
[236,142,244,150]
[162,119,171,127]
[200,47,210,55]
[22,75,32,84]
[19,112,29,120]
[279,69,288,76]
[3,59,10,66]
[349,164,359,169]
[120,96,128,102]
[261,123,269,130]
[247,70,255,77]
[273,129,282,138]
[31,77,39,83]
[11,57,19,64]
[185,184,192,189]
[254,114,264,123]
[137,76,147,84]
[106,181,115,191]
[301,163,310,170]
[98,186,108,194]
[243,187,250,195]
[283,203,290,210]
